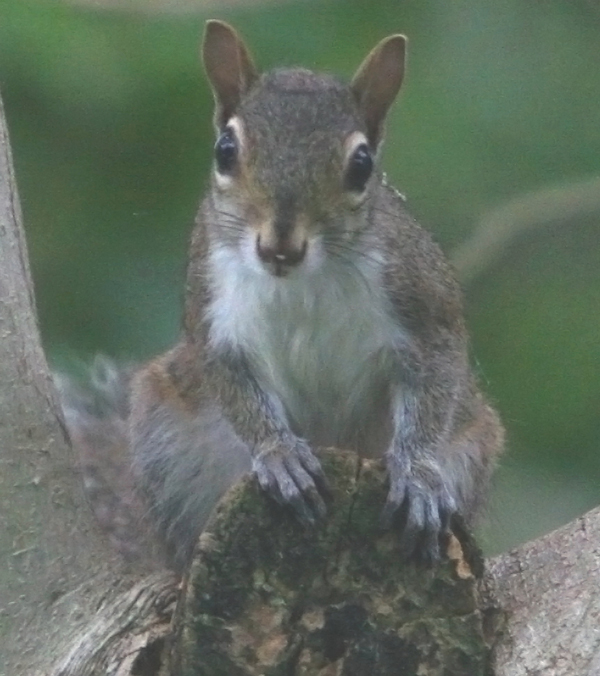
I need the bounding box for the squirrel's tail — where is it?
[55,358,161,566]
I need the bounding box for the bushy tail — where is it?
[55,358,162,567]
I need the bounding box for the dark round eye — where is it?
[214,129,238,174]
[345,143,373,192]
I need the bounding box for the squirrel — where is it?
[58,21,504,572]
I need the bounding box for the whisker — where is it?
[215,221,246,232]
[320,241,379,290]
[322,235,384,269]
[212,208,247,226]
[332,254,373,291]
[326,246,383,271]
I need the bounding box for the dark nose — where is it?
[256,236,307,275]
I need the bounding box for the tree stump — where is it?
[174,450,489,676]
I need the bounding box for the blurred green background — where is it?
[1,0,599,555]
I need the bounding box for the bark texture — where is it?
[484,506,600,676]
[174,459,600,676]
[175,451,490,676]
[0,91,175,676]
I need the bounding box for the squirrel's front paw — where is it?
[252,440,329,525]
[381,455,456,565]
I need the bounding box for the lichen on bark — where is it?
[176,450,490,676]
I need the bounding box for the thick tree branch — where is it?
[484,506,600,675]
[0,91,175,676]
[169,458,600,675]
[175,451,489,675]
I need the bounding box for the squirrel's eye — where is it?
[215,129,238,174]
[345,144,373,193]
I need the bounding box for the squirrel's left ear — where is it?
[202,20,259,128]
[351,34,407,148]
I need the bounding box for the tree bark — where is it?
[170,456,600,676]
[0,91,175,676]
[483,507,600,676]
[175,451,489,676]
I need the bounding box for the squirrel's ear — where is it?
[351,34,407,148]
[202,20,258,128]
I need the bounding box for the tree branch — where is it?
[452,176,600,285]
[173,451,489,675]
[0,89,176,676]
[484,506,600,675]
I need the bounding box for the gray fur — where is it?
[131,401,251,570]
[55,360,154,562]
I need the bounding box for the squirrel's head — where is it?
[202,21,406,278]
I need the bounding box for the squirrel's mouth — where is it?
[256,236,308,278]
[269,258,295,278]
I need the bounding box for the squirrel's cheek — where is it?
[301,236,328,273]
[212,170,235,192]
[239,230,271,274]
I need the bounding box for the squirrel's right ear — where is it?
[351,34,407,148]
[202,20,258,128]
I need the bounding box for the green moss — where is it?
[178,451,489,676]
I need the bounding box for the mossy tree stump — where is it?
[173,450,489,676]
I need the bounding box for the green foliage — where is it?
[1,0,599,553]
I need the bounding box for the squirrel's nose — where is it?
[256,236,307,275]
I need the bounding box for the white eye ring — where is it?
[343,131,372,206]
[213,116,246,190]
[225,116,245,145]
[343,131,369,165]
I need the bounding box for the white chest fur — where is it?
[207,244,402,453]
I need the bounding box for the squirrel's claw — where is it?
[381,462,456,565]
[253,443,328,524]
